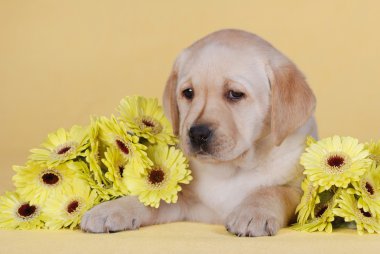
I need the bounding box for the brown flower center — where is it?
[148,169,165,185]
[54,142,77,158]
[315,205,328,218]
[142,119,155,128]
[57,146,72,155]
[327,155,345,168]
[324,152,350,174]
[18,203,37,218]
[360,208,372,218]
[136,116,163,135]
[42,172,60,185]
[67,201,79,214]
[365,182,375,195]
[116,139,129,155]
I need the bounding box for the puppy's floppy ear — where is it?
[266,63,316,146]
[163,64,180,136]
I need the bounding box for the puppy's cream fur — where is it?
[81,29,317,236]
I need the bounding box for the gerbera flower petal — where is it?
[0,192,45,229]
[365,140,380,165]
[350,162,380,217]
[102,146,130,195]
[306,136,317,147]
[99,115,152,174]
[43,181,99,229]
[301,136,371,190]
[125,144,192,208]
[85,117,110,186]
[13,161,79,205]
[333,190,380,235]
[73,160,119,201]
[29,125,89,166]
[295,177,320,224]
[292,190,339,233]
[117,96,177,145]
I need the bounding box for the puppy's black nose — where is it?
[189,124,212,147]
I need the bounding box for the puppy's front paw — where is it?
[225,207,281,237]
[80,199,142,233]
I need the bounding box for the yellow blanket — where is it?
[1,223,380,254]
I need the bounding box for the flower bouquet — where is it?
[0,96,192,230]
[293,136,380,234]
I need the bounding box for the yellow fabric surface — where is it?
[1,223,380,254]
[1,1,380,253]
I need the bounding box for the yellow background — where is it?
[1,0,380,193]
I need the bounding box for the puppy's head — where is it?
[163,29,316,162]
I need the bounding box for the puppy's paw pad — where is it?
[80,203,140,233]
[225,210,280,237]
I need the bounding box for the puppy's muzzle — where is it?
[189,124,213,150]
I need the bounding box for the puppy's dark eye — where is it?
[182,88,194,100]
[227,90,245,101]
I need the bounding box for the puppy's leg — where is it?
[80,196,183,233]
[225,186,301,237]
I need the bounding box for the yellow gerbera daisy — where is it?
[295,177,320,224]
[365,140,380,165]
[102,146,130,195]
[292,190,339,233]
[44,181,99,229]
[347,162,380,217]
[0,192,45,229]
[300,136,371,190]
[99,115,152,174]
[13,161,78,205]
[29,125,89,166]
[333,190,380,235]
[85,117,109,186]
[125,144,192,208]
[117,96,177,145]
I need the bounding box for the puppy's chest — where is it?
[191,166,264,218]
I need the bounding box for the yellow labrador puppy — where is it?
[81,29,317,237]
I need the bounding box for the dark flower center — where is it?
[42,172,59,185]
[119,165,125,177]
[142,119,155,128]
[137,117,163,134]
[148,169,165,185]
[315,205,328,218]
[327,155,345,168]
[67,201,79,214]
[57,146,72,155]
[365,182,375,195]
[360,208,372,217]
[116,139,129,155]
[18,203,37,218]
